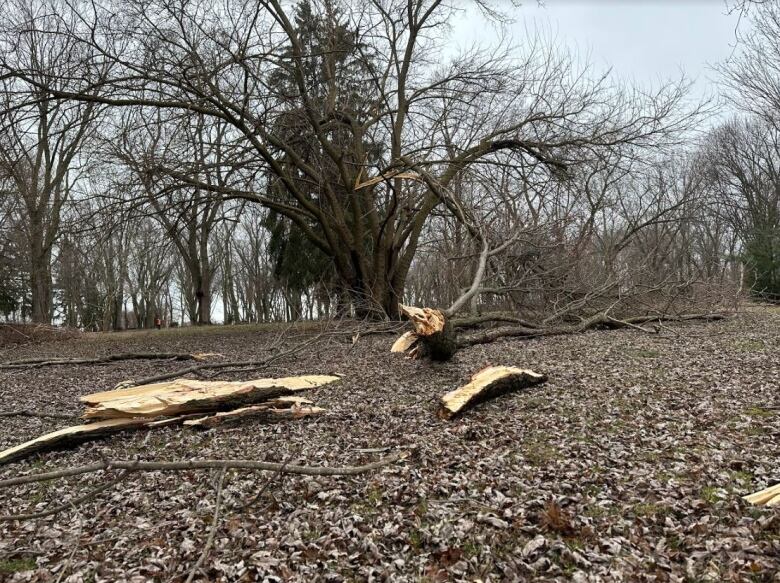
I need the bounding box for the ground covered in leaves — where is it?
[0,309,778,582]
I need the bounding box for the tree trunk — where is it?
[29,240,52,324]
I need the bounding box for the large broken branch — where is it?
[80,375,339,420]
[0,375,338,465]
[457,313,727,348]
[439,366,548,419]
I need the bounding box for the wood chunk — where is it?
[0,418,149,466]
[391,331,419,353]
[744,482,780,505]
[80,375,339,420]
[183,405,325,428]
[438,366,547,419]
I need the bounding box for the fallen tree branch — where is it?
[458,313,728,347]
[451,312,539,329]
[0,453,407,488]
[0,352,214,369]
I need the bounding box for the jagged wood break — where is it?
[0,376,339,465]
[392,305,456,361]
[80,375,340,419]
[439,366,547,419]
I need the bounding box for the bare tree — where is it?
[0,0,703,319]
[0,0,101,322]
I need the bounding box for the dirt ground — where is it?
[0,309,778,582]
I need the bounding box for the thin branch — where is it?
[0,352,207,370]
[0,453,407,489]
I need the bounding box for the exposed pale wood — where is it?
[145,414,205,428]
[394,305,457,361]
[81,375,339,420]
[0,418,149,466]
[439,366,547,419]
[400,305,445,336]
[391,331,418,353]
[743,482,780,505]
[183,405,325,428]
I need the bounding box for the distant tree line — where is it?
[0,0,778,328]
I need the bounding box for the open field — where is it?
[0,310,778,582]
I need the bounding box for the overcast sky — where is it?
[452,1,743,102]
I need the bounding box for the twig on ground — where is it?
[185,467,227,583]
[0,453,407,489]
[0,352,206,369]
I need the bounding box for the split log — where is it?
[183,405,325,429]
[744,483,780,506]
[0,418,150,465]
[80,375,339,420]
[438,366,547,419]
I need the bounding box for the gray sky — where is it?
[452,1,743,101]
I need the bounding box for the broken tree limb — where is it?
[396,305,457,361]
[80,375,339,420]
[457,313,728,348]
[0,352,218,369]
[439,366,548,419]
[183,405,325,429]
[0,452,408,488]
[0,418,150,466]
[744,483,780,506]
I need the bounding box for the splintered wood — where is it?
[80,375,339,419]
[439,366,547,419]
[392,305,456,361]
[744,483,780,506]
[0,375,338,465]
[0,418,150,465]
